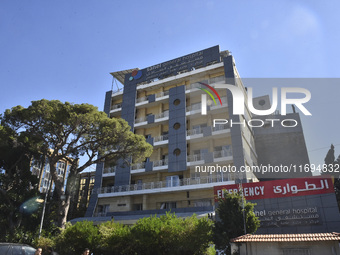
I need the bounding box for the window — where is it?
[214,145,232,158]
[193,148,208,161]
[162,154,168,165]
[193,200,211,207]
[97,204,109,216]
[160,202,177,209]
[166,175,179,187]
[192,123,207,135]
[191,102,201,111]
[57,161,66,176]
[137,179,143,190]
[133,204,143,211]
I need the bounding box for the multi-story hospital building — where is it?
[84,45,260,223]
[82,45,310,224]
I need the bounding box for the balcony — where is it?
[96,175,235,197]
[136,91,170,107]
[186,96,228,116]
[213,149,233,159]
[103,166,116,174]
[187,154,203,163]
[135,116,147,124]
[212,124,229,132]
[155,110,169,121]
[153,159,168,170]
[131,162,146,170]
[154,134,169,143]
[136,96,148,104]
[110,103,122,112]
[185,76,226,92]
[155,90,169,99]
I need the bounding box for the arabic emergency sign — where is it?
[214,177,334,202]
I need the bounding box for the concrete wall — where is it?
[253,112,310,180]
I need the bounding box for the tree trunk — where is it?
[57,194,71,229]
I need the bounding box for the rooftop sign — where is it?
[126,45,221,84]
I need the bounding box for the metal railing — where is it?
[154,134,169,143]
[103,166,116,174]
[186,104,201,112]
[212,124,230,132]
[186,128,204,136]
[111,103,122,110]
[131,162,146,170]
[186,76,225,90]
[153,159,168,167]
[187,154,203,162]
[135,117,147,124]
[136,96,147,103]
[96,175,235,194]
[155,90,170,98]
[213,149,233,158]
[155,111,169,119]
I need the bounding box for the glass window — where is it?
[166,175,179,187]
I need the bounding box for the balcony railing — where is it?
[136,96,147,103]
[135,117,147,124]
[186,104,201,112]
[186,76,225,91]
[213,149,233,158]
[155,90,169,98]
[111,103,122,110]
[187,154,203,162]
[212,124,229,132]
[131,162,146,170]
[103,166,116,174]
[155,111,169,119]
[95,175,235,194]
[186,128,204,136]
[154,134,169,143]
[153,159,168,167]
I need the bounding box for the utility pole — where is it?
[39,175,52,238]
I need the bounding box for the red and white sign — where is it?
[214,177,334,202]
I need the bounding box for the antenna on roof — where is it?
[111,77,121,92]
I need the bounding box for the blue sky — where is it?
[1,0,339,168]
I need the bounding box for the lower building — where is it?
[68,171,96,219]
[30,158,70,194]
[230,232,340,255]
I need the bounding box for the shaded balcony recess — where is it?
[95,175,236,194]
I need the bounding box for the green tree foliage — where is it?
[0,124,42,242]
[129,213,213,255]
[51,213,213,255]
[2,100,153,228]
[55,221,100,255]
[99,220,132,255]
[213,191,260,255]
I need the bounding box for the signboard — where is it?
[126,45,221,84]
[214,177,334,202]
[214,177,339,231]
[257,206,321,228]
